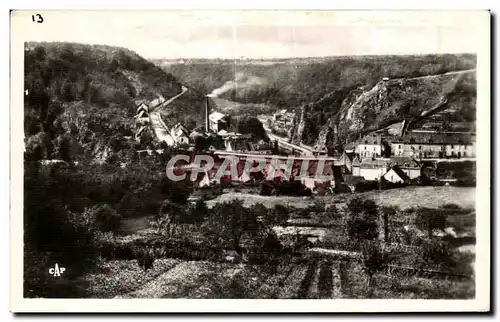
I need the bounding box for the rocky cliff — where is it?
[290,69,476,152]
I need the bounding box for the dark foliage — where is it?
[236,116,269,142]
[414,207,447,238]
[346,198,379,240]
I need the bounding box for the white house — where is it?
[389,157,422,179]
[391,132,475,158]
[170,123,190,145]
[135,103,150,125]
[356,134,384,159]
[358,158,391,181]
[209,112,229,133]
[383,165,409,183]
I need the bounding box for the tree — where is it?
[237,116,269,142]
[346,198,379,240]
[186,199,209,224]
[379,206,398,242]
[61,81,76,102]
[414,207,447,238]
[360,240,388,296]
[80,76,92,103]
[208,200,259,254]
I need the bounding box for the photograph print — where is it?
[11,9,491,312]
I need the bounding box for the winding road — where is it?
[149,85,189,146]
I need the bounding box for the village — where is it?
[132,90,476,195]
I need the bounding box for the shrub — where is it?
[420,238,452,268]
[186,199,210,224]
[346,198,379,240]
[244,228,283,265]
[80,204,122,232]
[441,203,461,210]
[414,207,447,238]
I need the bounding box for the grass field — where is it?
[207,186,476,210]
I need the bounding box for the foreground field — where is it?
[82,257,474,299]
[207,186,476,210]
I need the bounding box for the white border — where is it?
[9,9,491,313]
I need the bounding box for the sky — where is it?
[13,10,488,59]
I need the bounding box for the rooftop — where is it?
[359,158,391,169]
[209,111,227,122]
[391,132,475,145]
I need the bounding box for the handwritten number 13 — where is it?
[32,14,43,23]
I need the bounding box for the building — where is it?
[358,158,391,181]
[135,103,149,125]
[338,151,356,174]
[355,134,384,159]
[390,132,475,158]
[209,112,229,133]
[389,157,422,180]
[222,133,253,152]
[170,123,190,145]
[383,165,410,183]
[351,155,361,176]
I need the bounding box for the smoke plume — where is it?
[207,72,266,98]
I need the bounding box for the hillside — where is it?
[296,69,476,150]
[23,42,207,160]
[154,54,476,111]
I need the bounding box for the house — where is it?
[352,155,361,176]
[390,157,422,180]
[209,112,229,133]
[170,123,190,145]
[338,151,356,174]
[358,158,391,181]
[223,133,253,152]
[390,132,475,158]
[383,165,410,183]
[135,103,150,124]
[356,134,384,159]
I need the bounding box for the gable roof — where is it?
[386,165,410,181]
[352,156,361,167]
[345,152,355,162]
[209,112,227,122]
[136,102,148,112]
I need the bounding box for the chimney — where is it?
[205,96,210,132]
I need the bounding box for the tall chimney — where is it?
[205,96,210,133]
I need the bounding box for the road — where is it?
[149,85,188,145]
[257,115,314,155]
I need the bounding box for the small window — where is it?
[419,146,422,150]
[451,145,454,149]
[364,140,368,144]
[463,152,467,157]
[364,146,367,150]
[399,145,402,149]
